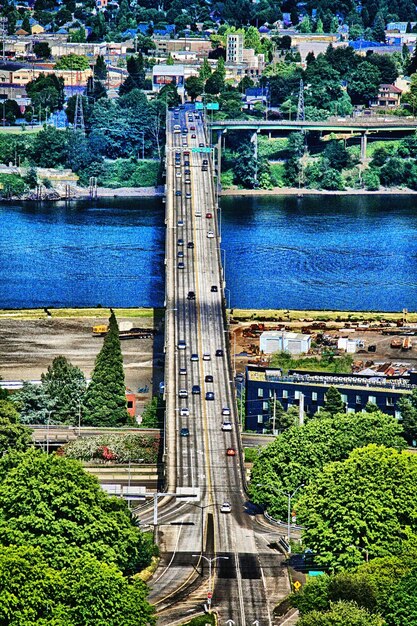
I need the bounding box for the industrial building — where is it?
[259,331,311,355]
[244,365,416,433]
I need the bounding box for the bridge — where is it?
[144,105,288,624]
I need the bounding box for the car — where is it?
[187,291,196,300]
[184,151,190,156]
[203,353,211,361]
[216,349,224,357]
[177,220,184,227]
[202,165,208,172]
[184,160,190,166]
[205,375,213,383]
[175,190,182,196]
[191,133,196,138]
[182,141,188,147]
[184,169,191,175]
[195,211,202,217]
[190,353,199,362]
[179,368,187,375]
[222,421,232,431]
[180,427,190,437]
[185,178,191,184]
[202,159,208,165]
[222,407,231,416]
[206,212,212,219]
[186,192,192,199]
[182,127,188,133]
[187,241,194,249]
[178,389,188,398]
[226,447,237,457]
[220,502,232,513]
[192,385,201,395]
[177,239,184,246]
[206,391,215,401]
[177,339,186,350]
[175,151,181,157]
[190,125,195,130]
[176,171,181,177]
[211,285,218,292]
[180,407,189,416]
[199,142,204,147]
[177,261,185,269]
[207,231,214,239]
[177,251,184,258]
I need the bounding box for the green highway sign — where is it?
[191,147,212,153]
[206,102,219,110]
[195,102,204,110]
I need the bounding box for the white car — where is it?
[222,407,231,416]
[222,421,232,431]
[178,389,188,398]
[207,231,214,239]
[177,220,184,227]
[220,502,232,513]
[180,407,189,416]
[202,353,211,361]
[176,171,181,178]
[195,211,202,217]
[179,368,187,376]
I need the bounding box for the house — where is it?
[244,365,416,433]
[152,63,184,96]
[372,83,402,108]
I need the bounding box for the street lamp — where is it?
[186,502,217,556]
[191,554,229,612]
[257,482,304,547]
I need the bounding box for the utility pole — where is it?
[297,78,305,122]
[272,390,276,434]
[74,92,85,134]
[0,17,7,62]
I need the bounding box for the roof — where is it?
[260,331,310,341]
[152,64,184,74]
[245,87,267,97]
[0,61,26,71]
[380,83,402,93]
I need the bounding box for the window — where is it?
[356,395,362,404]
[127,401,133,409]
[386,397,394,406]
[257,387,264,398]
[347,407,355,413]
[294,390,300,400]
[395,410,401,420]
[368,395,376,405]
[263,401,269,411]
[257,415,263,424]
[282,390,288,399]
[312,392,317,401]
[341,394,348,403]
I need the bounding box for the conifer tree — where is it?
[323,386,345,416]
[83,311,129,426]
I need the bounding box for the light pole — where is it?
[187,502,216,556]
[45,409,53,454]
[257,482,304,546]
[192,554,229,612]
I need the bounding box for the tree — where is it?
[21,13,32,34]
[297,445,417,570]
[348,62,381,105]
[0,399,32,452]
[404,72,417,115]
[119,54,146,94]
[0,545,156,626]
[41,356,87,425]
[33,41,51,59]
[205,71,224,95]
[68,27,86,43]
[233,141,257,188]
[299,15,312,33]
[12,381,54,424]
[323,141,351,171]
[32,126,68,167]
[323,386,346,414]
[186,75,204,101]
[55,54,90,71]
[249,412,405,519]
[298,600,385,625]
[94,54,107,81]
[244,25,262,53]
[367,53,399,84]
[83,311,129,427]
[372,14,386,43]
[0,449,154,573]
[268,397,297,432]
[199,57,212,81]
[386,567,417,625]
[26,74,65,111]
[398,388,417,445]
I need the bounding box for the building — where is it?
[371,83,402,108]
[154,37,213,56]
[226,32,243,64]
[244,365,416,433]
[259,331,311,355]
[152,63,185,97]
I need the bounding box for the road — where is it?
[146,105,290,624]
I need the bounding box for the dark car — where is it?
[205,375,213,383]
[187,241,194,249]
[177,239,184,246]
[187,291,196,300]
[184,168,191,175]
[180,427,190,437]
[202,159,208,165]
[211,285,218,292]
[175,190,182,196]
[215,349,224,357]
[192,385,201,395]
[177,262,185,269]
[199,142,204,147]
[184,160,190,166]
[206,212,212,219]
[206,391,215,401]
[177,251,184,258]
[191,133,196,138]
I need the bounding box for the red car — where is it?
[206,212,212,219]
[226,447,237,457]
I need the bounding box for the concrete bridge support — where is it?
[360,131,368,161]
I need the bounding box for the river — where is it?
[1,195,417,311]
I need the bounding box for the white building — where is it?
[152,63,185,97]
[226,33,244,64]
[260,331,311,355]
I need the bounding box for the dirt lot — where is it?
[0,309,164,414]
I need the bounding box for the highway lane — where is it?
[146,105,284,623]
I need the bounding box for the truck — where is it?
[92,322,155,340]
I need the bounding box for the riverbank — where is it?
[221,186,417,196]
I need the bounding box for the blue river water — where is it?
[1,195,417,311]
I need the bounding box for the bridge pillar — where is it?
[216,130,223,192]
[251,131,258,185]
[360,132,368,161]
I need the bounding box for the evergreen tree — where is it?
[83,311,129,427]
[323,386,345,415]
[94,55,107,81]
[119,54,146,95]
[41,356,87,425]
[21,13,32,34]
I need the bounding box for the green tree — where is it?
[33,41,51,59]
[199,57,212,81]
[26,74,65,111]
[249,412,405,519]
[323,386,345,415]
[0,399,32,453]
[68,26,86,43]
[32,126,68,167]
[94,54,107,81]
[362,168,380,190]
[55,54,90,71]
[386,567,417,625]
[186,75,204,101]
[297,445,417,569]
[205,71,224,95]
[83,311,129,427]
[404,72,417,115]
[323,140,351,171]
[348,62,381,105]
[268,398,297,432]
[12,381,54,424]
[119,54,146,94]
[299,15,312,33]
[372,13,386,43]
[21,13,32,34]
[244,25,262,52]
[41,356,87,425]
[398,388,417,445]
[298,600,385,626]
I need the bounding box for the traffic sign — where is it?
[191,147,211,153]
[207,592,212,599]
[293,580,302,591]
[195,102,204,110]
[206,102,219,110]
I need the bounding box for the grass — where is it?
[258,135,288,159]
[100,159,159,188]
[269,162,286,187]
[269,351,353,374]
[244,447,261,463]
[365,139,401,158]
[0,307,157,319]
[0,125,43,134]
[231,308,417,322]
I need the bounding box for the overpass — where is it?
[146,105,288,624]
[209,117,417,162]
